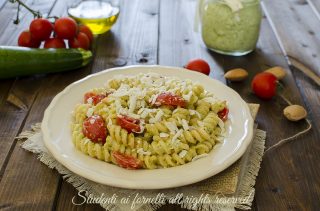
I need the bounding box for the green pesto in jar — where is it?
[201,0,262,56]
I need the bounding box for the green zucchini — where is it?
[0,46,92,79]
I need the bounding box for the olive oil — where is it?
[68,1,120,35]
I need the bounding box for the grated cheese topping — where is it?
[165,121,179,134]
[137,148,151,155]
[179,150,188,158]
[86,107,94,117]
[159,132,169,138]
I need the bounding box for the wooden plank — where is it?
[158,0,225,81]
[261,0,320,127]
[0,0,56,170]
[159,0,320,210]
[0,0,7,10]
[307,0,320,20]
[0,0,56,172]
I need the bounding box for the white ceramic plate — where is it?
[42,65,253,189]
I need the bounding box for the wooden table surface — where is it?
[0,0,319,210]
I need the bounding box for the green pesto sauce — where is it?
[201,1,262,54]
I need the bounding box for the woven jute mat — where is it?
[18,103,265,211]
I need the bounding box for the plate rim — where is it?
[41,65,254,189]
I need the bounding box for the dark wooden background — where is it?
[0,0,319,210]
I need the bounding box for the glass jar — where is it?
[198,0,262,56]
[68,0,120,35]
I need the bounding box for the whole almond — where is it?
[265,66,286,80]
[283,105,307,121]
[224,68,248,81]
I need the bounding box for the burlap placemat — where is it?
[18,103,265,211]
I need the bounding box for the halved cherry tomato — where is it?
[117,115,141,133]
[218,107,229,122]
[154,93,186,108]
[112,151,142,169]
[84,92,106,105]
[82,115,107,143]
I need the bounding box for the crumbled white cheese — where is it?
[115,98,122,114]
[128,95,137,113]
[171,129,183,146]
[89,118,95,124]
[86,107,94,117]
[149,93,160,105]
[197,120,205,128]
[181,119,189,131]
[149,110,164,124]
[192,153,209,162]
[165,122,179,134]
[159,132,169,138]
[217,118,226,137]
[183,91,193,101]
[189,109,201,118]
[127,113,140,119]
[87,97,93,104]
[107,119,113,126]
[84,139,90,145]
[179,150,188,158]
[137,148,151,155]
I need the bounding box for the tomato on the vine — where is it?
[79,25,93,43]
[68,32,90,50]
[117,115,141,133]
[18,30,41,48]
[112,151,142,169]
[29,18,53,41]
[251,72,278,100]
[185,59,211,75]
[54,17,78,39]
[82,115,107,143]
[44,38,66,48]
[154,93,186,108]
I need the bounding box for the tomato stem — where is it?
[9,0,42,24]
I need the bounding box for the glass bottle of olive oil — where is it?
[68,0,120,35]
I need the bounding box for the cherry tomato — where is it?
[84,92,106,105]
[185,59,211,75]
[154,93,186,108]
[29,18,53,41]
[68,32,90,50]
[218,107,229,121]
[18,30,41,48]
[112,151,142,169]
[54,17,78,39]
[44,38,66,48]
[251,72,277,100]
[82,115,107,143]
[117,115,141,133]
[79,25,93,43]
